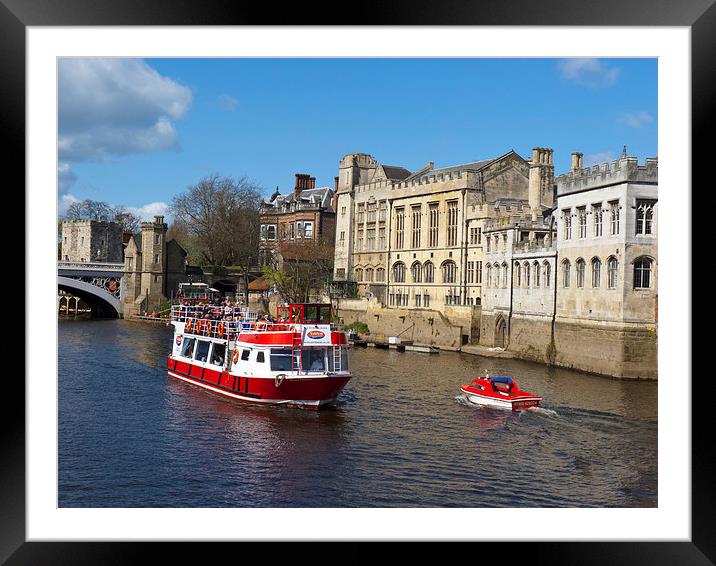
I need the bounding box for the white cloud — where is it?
[127,201,171,221]
[620,111,654,128]
[58,193,80,216]
[557,59,620,88]
[58,162,77,195]
[217,94,240,112]
[58,58,192,163]
[584,151,617,167]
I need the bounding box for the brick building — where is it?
[258,173,336,268]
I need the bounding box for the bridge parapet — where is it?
[58,261,124,272]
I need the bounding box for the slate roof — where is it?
[382,165,412,180]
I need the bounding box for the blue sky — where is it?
[58,57,657,220]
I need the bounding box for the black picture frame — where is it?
[5,0,706,562]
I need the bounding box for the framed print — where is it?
[5,0,709,562]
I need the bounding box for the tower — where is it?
[528,147,555,220]
[140,215,168,305]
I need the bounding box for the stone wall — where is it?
[335,298,476,350]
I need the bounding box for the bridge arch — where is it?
[58,276,122,318]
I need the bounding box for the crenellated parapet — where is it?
[556,155,658,196]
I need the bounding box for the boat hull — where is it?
[167,356,351,410]
[460,385,541,411]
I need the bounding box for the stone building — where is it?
[60,219,124,263]
[333,148,554,313]
[122,215,188,315]
[258,173,336,268]
[479,151,658,379]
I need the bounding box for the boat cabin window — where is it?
[270,348,295,371]
[210,343,226,366]
[180,337,196,358]
[241,349,250,362]
[301,348,326,372]
[195,340,211,363]
[257,351,265,363]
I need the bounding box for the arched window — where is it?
[486,265,492,287]
[494,263,501,288]
[543,261,551,287]
[533,261,540,287]
[607,257,618,289]
[576,258,586,288]
[524,261,531,287]
[502,263,508,288]
[441,260,457,283]
[423,261,434,283]
[411,261,422,283]
[633,257,653,289]
[376,267,386,282]
[563,259,571,288]
[515,262,521,287]
[591,257,601,288]
[355,268,363,282]
[365,268,374,282]
[392,262,406,283]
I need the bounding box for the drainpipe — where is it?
[460,188,468,305]
[506,228,514,349]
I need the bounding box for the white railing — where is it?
[58,261,125,272]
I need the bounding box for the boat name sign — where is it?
[302,324,332,345]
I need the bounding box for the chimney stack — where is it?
[154,215,164,225]
[294,173,311,195]
[529,147,555,217]
[334,176,339,191]
[571,152,583,172]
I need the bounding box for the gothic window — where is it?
[355,268,363,282]
[633,257,653,289]
[366,228,375,251]
[392,261,406,283]
[543,261,551,287]
[524,261,530,287]
[486,265,492,287]
[563,209,572,240]
[591,257,601,288]
[609,200,620,235]
[636,200,656,235]
[441,260,457,284]
[593,204,603,237]
[533,261,540,287]
[411,205,422,248]
[576,258,586,288]
[563,259,571,288]
[608,256,618,289]
[376,267,385,282]
[578,207,587,238]
[428,203,439,247]
[502,262,508,288]
[395,208,405,248]
[411,261,422,283]
[446,200,459,246]
[494,262,501,288]
[424,261,435,283]
[515,262,521,287]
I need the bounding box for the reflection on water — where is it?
[59,319,657,507]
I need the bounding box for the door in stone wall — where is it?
[495,318,507,348]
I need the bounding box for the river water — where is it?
[58,319,657,508]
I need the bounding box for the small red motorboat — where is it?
[460,373,541,411]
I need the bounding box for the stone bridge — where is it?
[58,261,124,317]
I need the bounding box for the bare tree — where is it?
[63,199,141,233]
[170,175,263,268]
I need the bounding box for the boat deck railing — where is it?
[171,304,341,339]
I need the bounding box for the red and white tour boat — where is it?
[167,302,351,409]
[460,374,542,411]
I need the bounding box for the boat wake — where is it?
[454,394,559,417]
